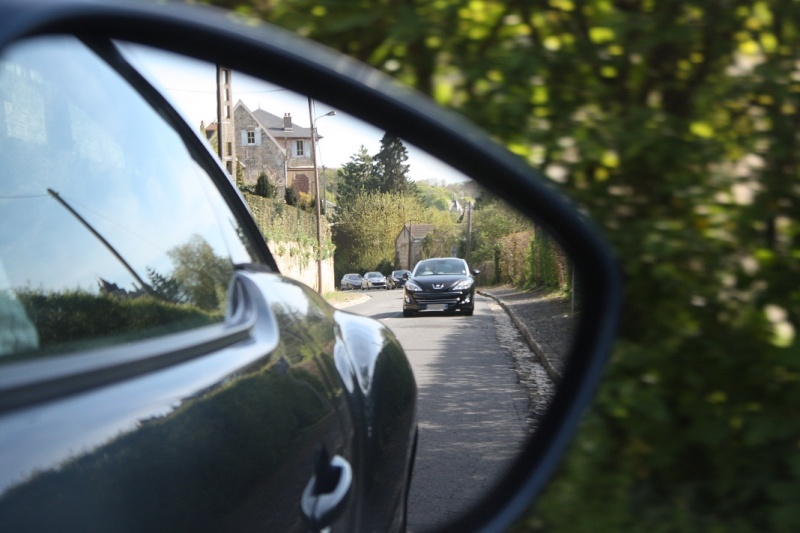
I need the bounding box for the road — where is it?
[343,287,554,532]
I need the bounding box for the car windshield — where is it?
[366,272,381,278]
[414,260,466,276]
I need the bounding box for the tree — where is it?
[469,197,532,264]
[166,235,233,312]
[373,133,413,194]
[254,172,277,199]
[334,146,377,209]
[284,186,298,206]
[333,191,427,278]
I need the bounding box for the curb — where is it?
[331,293,370,309]
[478,289,562,382]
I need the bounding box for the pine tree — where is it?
[373,133,412,194]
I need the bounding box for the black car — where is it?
[402,258,478,316]
[387,270,411,289]
[340,273,363,290]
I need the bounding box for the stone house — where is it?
[204,98,320,201]
[395,224,435,270]
[248,107,318,198]
[230,101,288,195]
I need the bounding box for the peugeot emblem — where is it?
[433,284,444,289]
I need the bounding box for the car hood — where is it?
[408,275,470,290]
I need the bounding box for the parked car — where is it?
[387,270,411,289]
[340,273,363,290]
[361,271,388,290]
[0,2,622,533]
[402,258,479,316]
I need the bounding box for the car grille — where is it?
[414,292,461,305]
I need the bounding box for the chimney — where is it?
[283,113,293,131]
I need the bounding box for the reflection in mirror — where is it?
[0,37,257,362]
[122,44,577,532]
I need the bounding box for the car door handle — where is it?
[300,448,352,532]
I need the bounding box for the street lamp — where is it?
[308,98,335,294]
[314,110,336,216]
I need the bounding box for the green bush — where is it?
[254,172,278,198]
[15,289,219,356]
[284,186,298,206]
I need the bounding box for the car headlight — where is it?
[452,279,474,291]
[405,281,422,292]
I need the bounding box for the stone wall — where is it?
[269,241,335,294]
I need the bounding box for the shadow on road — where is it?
[400,306,533,532]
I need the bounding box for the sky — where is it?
[120,43,468,184]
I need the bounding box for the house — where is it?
[395,224,435,270]
[249,107,319,198]
[231,101,288,194]
[204,103,321,199]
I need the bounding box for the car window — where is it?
[0,37,256,361]
[415,259,464,275]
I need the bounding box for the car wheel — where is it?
[403,309,416,317]
[463,308,474,316]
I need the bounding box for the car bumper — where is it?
[403,289,474,311]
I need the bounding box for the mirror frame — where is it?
[0,1,623,531]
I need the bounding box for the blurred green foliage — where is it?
[203,0,800,530]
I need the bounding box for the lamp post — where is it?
[308,98,335,294]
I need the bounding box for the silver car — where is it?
[361,271,388,290]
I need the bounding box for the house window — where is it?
[247,131,255,145]
[226,142,232,156]
[295,140,305,156]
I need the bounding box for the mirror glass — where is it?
[0,37,257,362]
[123,43,579,531]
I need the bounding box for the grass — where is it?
[324,289,368,306]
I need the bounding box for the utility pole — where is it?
[465,202,473,265]
[216,66,235,177]
[308,97,323,294]
[407,222,413,270]
[308,98,336,294]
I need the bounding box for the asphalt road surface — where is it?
[344,288,552,532]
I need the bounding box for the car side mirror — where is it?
[0,3,621,532]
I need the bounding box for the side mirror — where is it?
[0,2,622,532]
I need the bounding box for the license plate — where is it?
[426,304,446,311]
